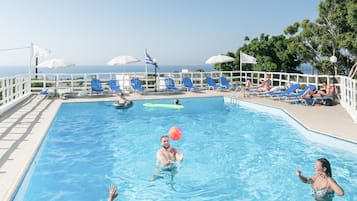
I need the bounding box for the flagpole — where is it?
[29,43,33,92]
[29,43,34,76]
[145,49,148,89]
[240,51,242,84]
[154,61,157,92]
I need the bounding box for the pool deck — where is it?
[0,90,356,200]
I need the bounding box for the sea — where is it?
[0,65,215,78]
[0,64,315,78]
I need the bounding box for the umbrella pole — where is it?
[35,57,38,79]
[240,58,242,85]
[154,63,158,92]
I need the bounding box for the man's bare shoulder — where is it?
[157,148,164,155]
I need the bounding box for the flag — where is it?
[145,49,155,65]
[240,51,257,64]
[33,45,51,58]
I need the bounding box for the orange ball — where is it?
[169,126,182,141]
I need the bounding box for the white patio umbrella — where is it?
[205,55,234,64]
[37,58,75,68]
[37,59,75,88]
[107,55,141,90]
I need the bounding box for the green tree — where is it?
[285,0,357,75]
[233,33,303,73]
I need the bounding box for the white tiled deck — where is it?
[0,91,356,200]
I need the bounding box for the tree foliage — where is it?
[284,0,356,75]
[237,34,303,73]
[216,34,303,73]
[218,0,356,75]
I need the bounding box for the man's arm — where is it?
[173,148,184,162]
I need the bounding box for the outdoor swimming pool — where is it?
[14,97,357,201]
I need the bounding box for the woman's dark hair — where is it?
[318,158,332,177]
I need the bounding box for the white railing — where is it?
[0,74,32,116]
[0,71,356,123]
[339,77,357,123]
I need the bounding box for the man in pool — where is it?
[157,135,183,166]
[117,93,132,107]
[151,135,183,181]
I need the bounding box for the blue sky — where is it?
[0,0,320,66]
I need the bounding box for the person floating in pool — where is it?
[152,135,183,181]
[296,158,344,201]
[174,99,180,105]
[114,93,133,108]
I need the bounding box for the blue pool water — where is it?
[15,97,357,201]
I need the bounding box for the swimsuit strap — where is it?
[312,175,334,201]
[312,174,328,191]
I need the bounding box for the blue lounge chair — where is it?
[39,88,48,95]
[165,78,180,91]
[39,88,56,97]
[311,95,334,106]
[246,86,284,97]
[182,77,199,91]
[130,78,144,93]
[282,85,316,103]
[267,83,301,98]
[205,77,224,90]
[109,80,122,93]
[310,86,335,106]
[219,76,236,90]
[91,79,104,94]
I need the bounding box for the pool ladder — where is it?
[224,96,240,105]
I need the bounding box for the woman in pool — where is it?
[296,158,344,201]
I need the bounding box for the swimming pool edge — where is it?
[4,99,62,201]
[224,97,357,155]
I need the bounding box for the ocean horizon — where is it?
[0,64,315,78]
[0,65,215,78]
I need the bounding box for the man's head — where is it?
[160,135,170,149]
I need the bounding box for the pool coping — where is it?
[1,91,357,200]
[225,97,357,154]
